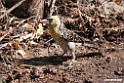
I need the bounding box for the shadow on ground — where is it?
[19,52,102,66]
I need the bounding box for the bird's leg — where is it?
[68,50,76,68]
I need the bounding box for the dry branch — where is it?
[0,31,9,42]
[49,0,57,16]
[0,0,26,19]
[29,0,45,19]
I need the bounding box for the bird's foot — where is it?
[65,59,77,69]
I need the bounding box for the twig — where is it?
[0,31,10,42]
[50,0,57,16]
[16,16,35,28]
[44,38,53,44]
[0,0,26,19]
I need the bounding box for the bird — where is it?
[41,15,84,68]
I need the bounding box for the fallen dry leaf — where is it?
[35,23,44,39]
[12,41,26,58]
[29,41,38,46]
[18,33,33,42]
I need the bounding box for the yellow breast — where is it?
[49,26,60,40]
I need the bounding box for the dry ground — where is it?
[0,0,124,83]
[0,42,124,83]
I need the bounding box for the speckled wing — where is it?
[59,23,84,43]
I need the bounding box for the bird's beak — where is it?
[41,19,49,26]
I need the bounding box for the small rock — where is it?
[30,67,41,78]
[83,76,94,83]
[105,57,111,63]
[114,68,124,75]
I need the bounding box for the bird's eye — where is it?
[48,18,53,23]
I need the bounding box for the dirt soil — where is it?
[0,42,124,83]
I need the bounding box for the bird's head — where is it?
[41,15,61,28]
